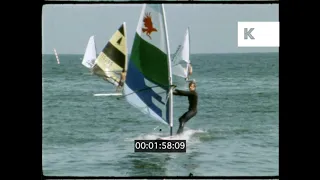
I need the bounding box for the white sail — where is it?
[172,28,190,79]
[53,48,60,64]
[82,36,97,69]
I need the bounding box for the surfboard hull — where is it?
[93,93,122,97]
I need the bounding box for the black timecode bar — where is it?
[134,140,186,153]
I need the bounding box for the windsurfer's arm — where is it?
[173,90,179,95]
[173,89,193,96]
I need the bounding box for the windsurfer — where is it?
[116,70,127,92]
[173,80,198,134]
[90,64,117,87]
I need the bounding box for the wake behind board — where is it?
[156,136,174,140]
[156,134,181,140]
[156,128,203,140]
[93,93,122,97]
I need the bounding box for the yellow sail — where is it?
[92,22,127,86]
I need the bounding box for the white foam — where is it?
[125,127,206,143]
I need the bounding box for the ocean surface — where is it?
[42,52,279,176]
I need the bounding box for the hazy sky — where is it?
[42,4,279,54]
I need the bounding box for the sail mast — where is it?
[161,4,173,136]
[187,27,190,76]
[93,36,97,58]
[188,27,190,65]
[123,22,128,72]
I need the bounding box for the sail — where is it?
[53,48,60,64]
[92,22,128,86]
[172,28,190,79]
[82,36,97,69]
[123,4,172,126]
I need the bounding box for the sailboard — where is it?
[53,48,60,64]
[93,93,122,97]
[82,35,97,69]
[123,4,175,136]
[91,22,128,92]
[171,28,193,88]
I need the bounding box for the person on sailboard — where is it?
[116,70,127,92]
[91,64,121,88]
[173,80,198,134]
[185,63,193,81]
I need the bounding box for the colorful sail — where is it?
[172,28,190,79]
[123,4,173,126]
[92,22,128,87]
[82,35,97,69]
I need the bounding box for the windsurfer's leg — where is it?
[177,112,188,134]
[177,110,197,134]
[116,81,124,92]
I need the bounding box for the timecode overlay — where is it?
[134,140,186,153]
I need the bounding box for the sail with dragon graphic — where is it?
[123,4,175,135]
[82,35,97,69]
[91,22,128,90]
[171,28,193,88]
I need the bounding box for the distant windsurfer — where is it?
[116,70,127,92]
[173,80,198,134]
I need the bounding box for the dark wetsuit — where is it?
[173,89,198,134]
